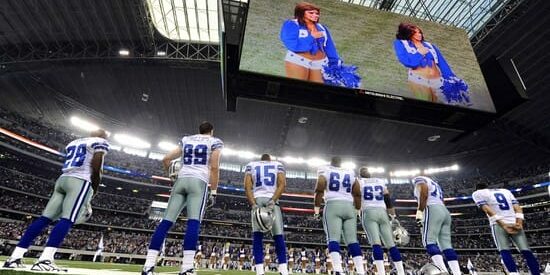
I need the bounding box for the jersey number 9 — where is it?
[493,193,510,210]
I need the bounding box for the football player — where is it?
[3,129,109,271]
[244,153,289,275]
[142,122,223,275]
[472,182,540,275]
[314,157,365,275]
[413,175,460,275]
[358,167,405,275]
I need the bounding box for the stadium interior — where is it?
[0,0,549,274]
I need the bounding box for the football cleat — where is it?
[142,266,156,275]
[31,260,67,272]
[3,258,24,268]
[179,268,196,275]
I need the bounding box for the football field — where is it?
[0,256,269,275]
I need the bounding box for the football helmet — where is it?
[253,206,275,233]
[75,202,92,225]
[392,219,410,246]
[169,159,182,181]
[419,263,449,275]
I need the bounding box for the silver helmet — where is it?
[392,219,410,246]
[253,206,275,232]
[75,202,93,225]
[419,263,449,275]
[169,159,181,181]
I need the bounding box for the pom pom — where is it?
[322,62,362,88]
[440,76,471,105]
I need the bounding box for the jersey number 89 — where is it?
[183,144,207,165]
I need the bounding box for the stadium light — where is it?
[123,147,148,157]
[156,50,166,56]
[222,147,237,156]
[424,164,460,175]
[391,169,420,177]
[307,157,329,167]
[109,144,122,151]
[148,152,164,160]
[238,151,257,159]
[114,133,150,149]
[342,161,357,169]
[158,141,178,151]
[367,167,385,174]
[280,156,305,164]
[70,116,100,132]
[119,48,130,56]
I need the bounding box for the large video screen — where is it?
[239,0,496,113]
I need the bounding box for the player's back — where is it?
[245,160,285,198]
[318,165,355,202]
[61,137,109,182]
[413,176,444,206]
[178,134,223,183]
[472,188,517,225]
[359,177,387,209]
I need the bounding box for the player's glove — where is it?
[313,206,321,220]
[415,210,424,227]
[389,213,397,221]
[207,189,217,209]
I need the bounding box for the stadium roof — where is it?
[0,0,548,174]
[344,0,514,37]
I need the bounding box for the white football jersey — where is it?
[413,176,445,206]
[245,160,285,198]
[178,134,223,183]
[61,137,109,182]
[318,165,355,202]
[472,188,518,225]
[359,177,387,209]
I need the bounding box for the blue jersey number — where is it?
[430,182,443,201]
[255,165,276,187]
[494,193,510,210]
[183,144,208,165]
[363,185,384,201]
[63,144,87,169]
[328,172,351,193]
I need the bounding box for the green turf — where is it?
[240,0,495,112]
[0,256,278,275]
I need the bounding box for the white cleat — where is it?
[3,258,25,268]
[179,268,196,275]
[142,266,156,275]
[31,260,68,272]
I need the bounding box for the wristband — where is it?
[515,213,524,220]
[314,206,320,215]
[210,189,217,195]
[489,215,502,223]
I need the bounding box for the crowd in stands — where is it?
[2,108,549,197]
[1,108,550,272]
